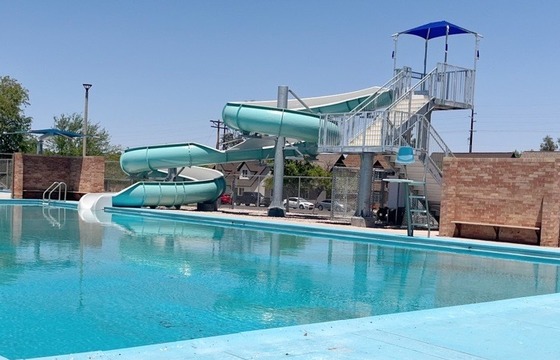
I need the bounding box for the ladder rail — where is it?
[43,181,67,203]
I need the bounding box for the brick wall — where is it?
[12,154,105,200]
[440,157,560,247]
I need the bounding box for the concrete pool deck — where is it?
[21,206,560,360]
[31,293,560,360]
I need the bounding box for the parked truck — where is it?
[235,192,271,207]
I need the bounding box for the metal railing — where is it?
[388,114,453,184]
[43,181,67,203]
[318,67,413,150]
[318,63,475,153]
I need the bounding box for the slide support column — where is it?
[352,152,374,225]
[268,85,288,217]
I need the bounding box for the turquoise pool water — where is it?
[0,204,559,359]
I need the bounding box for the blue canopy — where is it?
[398,20,475,40]
[393,21,480,75]
[26,129,84,154]
[28,128,84,138]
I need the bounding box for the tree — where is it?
[44,113,122,157]
[266,159,331,198]
[0,76,33,153]
[539,135,557,151]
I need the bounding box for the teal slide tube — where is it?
[116,88,389,208]
[222,103,326,142]
[112,178,226,208]
[120,143,283,176]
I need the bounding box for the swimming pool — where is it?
[1,203,559,359]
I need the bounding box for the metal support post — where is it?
[268,85,288,217]
[355,152,374,218]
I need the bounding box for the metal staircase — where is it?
[318,63,475,219]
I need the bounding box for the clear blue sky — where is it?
[2,0,559,153]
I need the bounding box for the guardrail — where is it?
[318,63,474,153]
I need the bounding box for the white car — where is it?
[283,197,314,210]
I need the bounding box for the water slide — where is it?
[82,86,392,210]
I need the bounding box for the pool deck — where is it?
[31,293,560,360]
[20,207,560,360]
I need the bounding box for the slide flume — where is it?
[111,86,392,208]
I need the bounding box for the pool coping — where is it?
[3,200,560,359]
[105,206,560,265]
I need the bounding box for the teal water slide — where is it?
[112,86,392,208]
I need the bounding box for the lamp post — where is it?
[82,83,92,156]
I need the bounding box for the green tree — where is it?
[0,76,33,153]
[266,159,331,197]
[540,135,557,151]
[44,113,122,157]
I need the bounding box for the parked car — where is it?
[219,193,232,205]
[316,199,345,211]
[283,197,314,210]
[235,192,271,207]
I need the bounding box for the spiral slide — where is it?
[81,86,392,210]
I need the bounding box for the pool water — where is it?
[0,204,559,359]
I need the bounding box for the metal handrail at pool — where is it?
[42,181,67,204]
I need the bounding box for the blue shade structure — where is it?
[399,20,475,40]
[3,128,85,154]
[28,128,85,154]
[27,128,85,138]
[392,20,481,75]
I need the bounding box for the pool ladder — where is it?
[43,181,67,204]
[42,206,66,228]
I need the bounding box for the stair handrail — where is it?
[388,114,454,184]
[384,66,438,115]
[43,181,67,203]
[382,63,469,152]
[347,66,412,116]
[385,63,474,119]
[319,63,473,153]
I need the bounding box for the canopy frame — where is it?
[392,20,481,77]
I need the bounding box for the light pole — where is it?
[82,83,92,156]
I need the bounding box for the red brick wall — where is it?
[440,157,560,247]
[12,154,105,200]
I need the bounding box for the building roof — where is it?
[313,154,346,171]
[521,151,560,159]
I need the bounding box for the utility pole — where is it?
[210,119,226,149]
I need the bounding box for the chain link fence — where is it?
[218,173,364,221]
[104,162,373,221]
[331,167,359,218]
[0,159,380,223]
[0,154,13,192]
[104,160,134,192]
